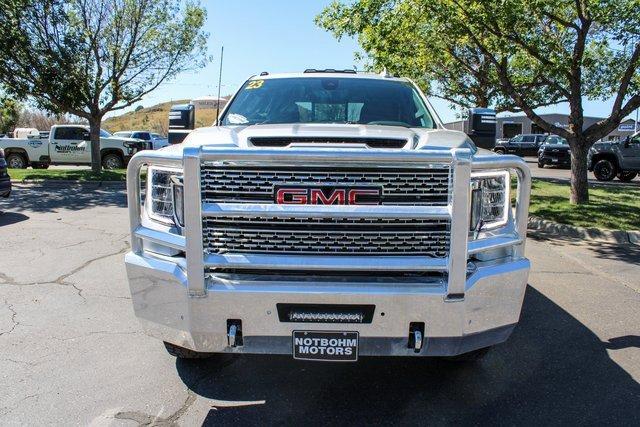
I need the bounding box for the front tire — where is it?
[6,153,27,169]
[102,153,124,170]
[593,159,617,181]
[617,171,637,182]
[494,148,505,155]
[163,341,213,359]
[537,162,545,168]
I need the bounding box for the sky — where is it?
[123,0,638,124]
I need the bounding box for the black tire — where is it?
[593,159,617,181]
[443,347,491,362]
[617,171,637,182]
[537,162,544,168]
[6,153,27,169]
[102,153,124,170]
[494,149,505,155]
[163,341,213,359]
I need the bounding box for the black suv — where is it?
[538,135,571,168]
[494,134,547,156]
[0,148,11,197]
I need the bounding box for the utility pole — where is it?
[215,46,224,124]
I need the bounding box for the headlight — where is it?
[146,166,184,227]
[470,171,510,233]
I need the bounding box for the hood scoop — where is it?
[248,136,409,149]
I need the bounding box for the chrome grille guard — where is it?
[127,147,531,299]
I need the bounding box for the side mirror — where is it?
[465,107,496,149]
[83,131,91,141]
[168,103,195,145]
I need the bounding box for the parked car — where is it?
[0,148,11,197]
[113,131,169,150]
[124,70,532,363]
[494,134,547,156]
[588,131,640,181]
[537,135,571,168]
[0,125,145,169]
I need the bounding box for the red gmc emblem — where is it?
[275,186,381,205]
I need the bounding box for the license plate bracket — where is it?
[292,331,359,362]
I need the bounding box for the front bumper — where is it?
[539,153,571,166]
[125,251,529,356]
[124,147,532,357]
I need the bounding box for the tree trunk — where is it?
[88,116,102,173]
[569,138,589,204]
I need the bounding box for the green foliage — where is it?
[317,0,531,111]
[0,0,209,171]
[318,0,640,203]
[0,95,21,134]
[0,0,209,118]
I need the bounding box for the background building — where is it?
[444,113,637,141]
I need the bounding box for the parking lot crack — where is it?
[0,245,129,296]
[0,300,19,336]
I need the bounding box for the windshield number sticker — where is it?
[246,80,264,90]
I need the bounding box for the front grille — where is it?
[544,149,569,158]
[249,136,408,149]
[201,164,451,205]
[203,217,450,257]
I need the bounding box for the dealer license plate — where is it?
[552,158,559,163]
[292,331,359,362]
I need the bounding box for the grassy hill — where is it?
[103,100,221,135]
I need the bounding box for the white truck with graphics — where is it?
[0,124,146,169]
[125,70,531,362]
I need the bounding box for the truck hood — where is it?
[175,124,476,153]
[541,144,570,150]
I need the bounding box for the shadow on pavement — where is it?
[604,336,640,350]
[531,233,640,266]
[176,286,640,426]
[0,184,127,213]
[0,211,29,226]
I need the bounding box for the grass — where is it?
[529,179,640,231]
[8,168,127,181]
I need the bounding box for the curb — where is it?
[528,216,639,246]
[10,179,126,188]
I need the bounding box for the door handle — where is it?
[69,142,79,145]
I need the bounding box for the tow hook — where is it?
[227,320,243,347]
[408,322,425,353]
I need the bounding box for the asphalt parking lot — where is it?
[524,156,640,185]
[1,185,639,426]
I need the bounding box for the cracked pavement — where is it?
[1,184,639,426]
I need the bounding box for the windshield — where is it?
[544,136,568,145]
[221,77,435,128]
[100,129,112,137]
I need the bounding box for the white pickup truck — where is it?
[0,124,146,169]
[125,71,531,363]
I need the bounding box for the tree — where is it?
[316,0,553,112]
[0,95,21,134]
[0,0,209,171]
[318,0,640,204]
